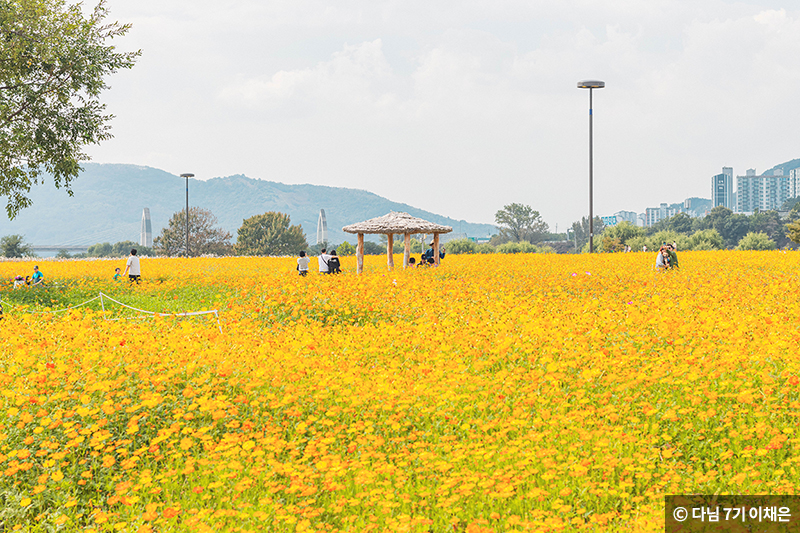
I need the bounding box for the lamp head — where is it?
[180,173,195,178]
[577,80,605,89]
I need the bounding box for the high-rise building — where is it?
[737,168,795,213]
[140,208,152,247]
[645,203,680,226]
[791,169,800,200]
[712,167,734,209]
[613,210,638,225]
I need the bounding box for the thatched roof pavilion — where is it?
[343,212,453,273]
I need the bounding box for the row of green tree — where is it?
[590,204,800,252]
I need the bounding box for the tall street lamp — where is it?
[180,173,194,257]
[577,80,604,253]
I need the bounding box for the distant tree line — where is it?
[587,204,800,253]
[438,200,800,256]
[7,200,799,260]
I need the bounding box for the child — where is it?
[113,268,122,281]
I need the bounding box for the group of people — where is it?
[12,265,44,288]
[411,242,446,267]
[297,242,446,275]
[655,242,679,270]
[110,249,141,283]
[297,248,342,276]
[115,249,141,282]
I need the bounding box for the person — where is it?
[407,257,416,267]
[113,267,122,281]
[655,247,670,270]
[123,249,141,283]
[327,250,341,274]
[421,241,445,264]
[666,244,680,269]
[643,245,648,252]
[297,251,310,276]
[318,248,331,274]
[31,265,43,286]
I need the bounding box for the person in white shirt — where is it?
[122,249,141,283]
[318,248,331,274]
[297,251,311,276]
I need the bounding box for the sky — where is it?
[88,0,800,232]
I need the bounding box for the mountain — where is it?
[762,159,800,176]
[0,164,496,246]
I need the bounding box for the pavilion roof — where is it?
[342,212,453,235]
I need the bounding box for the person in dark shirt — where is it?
[666,244,679,269]
[327,250,341,274]
[420,241,445,264]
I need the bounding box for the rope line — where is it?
[0,295,101,314]
[1,293,222,333]
[98,293,218,317]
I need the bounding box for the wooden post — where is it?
[433,233,441,266]
[387,234,394,270]
[357,233,364,274]
[403,234,411,268]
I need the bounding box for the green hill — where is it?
[0,164,496,247]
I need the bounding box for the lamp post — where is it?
[577,80,604,253]
[180,173,194,257]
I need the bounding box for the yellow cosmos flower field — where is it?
[0,251,799,532]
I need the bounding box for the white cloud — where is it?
[219,40,397,114]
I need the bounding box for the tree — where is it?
[495,203,549,244]
[737,232,776,251]
[156,207,233,257]
[599,221,644,251]
[780,197,800,211]
[236,211,307,256]
[111,240,154,257]
[697,205,732,233]
[336,242,356,256]
[688,229,723,250]
[0,0,140,219]
[786,219,800,245]
[666,212,693,234]
[750,210,788,248]
[1,233,32,257]
[445,239,477,254]
[496,241,553,254]
[87,240,154,257]
[361,241,384,255]
[722,214,752,249]
[570,216,605,252]
[87,242,112,257]
[646,213,692,236]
